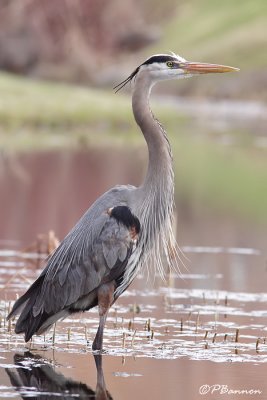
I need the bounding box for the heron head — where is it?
[114,53,239,91]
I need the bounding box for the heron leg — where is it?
[92,282,115,351]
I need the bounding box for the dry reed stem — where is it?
[7,301,11,317]
[0,272,22,294]
[195,312,200,333]
[147,318,151,332]
[131,330,137,348]
[122,332,126,348]
[235,329,239,343]
[214,311,218,326]
[0,272,33,296]
[164,295,170,307]
[52,323,56,346]
[7,318,12,333]
[131,303,140,319]
[113,307,118,328]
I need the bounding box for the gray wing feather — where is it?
[32,185,136,317]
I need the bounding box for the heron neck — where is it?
[132,74,173,197]
[117,73,175,293]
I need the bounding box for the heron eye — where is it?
[166,61,174,68]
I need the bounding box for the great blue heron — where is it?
[7,53,238,351]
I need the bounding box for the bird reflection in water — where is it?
[6,351,113,400]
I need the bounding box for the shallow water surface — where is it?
[0,244,267,399]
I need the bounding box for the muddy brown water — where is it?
[1,247,267,399]
[0,150,267,399]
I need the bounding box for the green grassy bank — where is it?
[0,72,266,225]
[157,0,267,68]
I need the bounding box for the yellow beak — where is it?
[180,62,240,74]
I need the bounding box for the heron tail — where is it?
[7,274,51,342]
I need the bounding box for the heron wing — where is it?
[31,187,137,317]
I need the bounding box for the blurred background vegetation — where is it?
[0,0,266,242]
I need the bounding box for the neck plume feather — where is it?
[117,73,178,293]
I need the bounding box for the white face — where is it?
[137,53,193,82]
